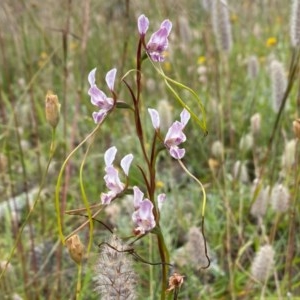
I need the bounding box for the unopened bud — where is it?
[250,113,261,136]
[65,235,84,264]
[45,91,61,128]
[293,119,300,139]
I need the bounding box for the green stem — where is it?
[156,226,170,300]
[55,123,101,243]
[0,127,57,280]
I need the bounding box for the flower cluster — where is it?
[132,186,166,234]
[138,14,172,62]
[88,68,117,124]
[148,108,191,159]
[101,146,133,205]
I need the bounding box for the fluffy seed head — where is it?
[271,183,290,213]
[250,181,270,218]
[270,60,287,113]
[281,139,297,172]
[94,235,137,299]
[185,226,210,268]
[211,140,224,160]
[251,245,275,283]
[239,134,253,152]
[233,160,249,183]
[212,0,232,52]
[247,55,260,79]
[250,113,261,136]
[291,0,300,47]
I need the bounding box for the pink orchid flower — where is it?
[88,68,117,124]
[138,14,172,62]
[148,108,190,159]
[132,186,166,234]
[101,146,133,205]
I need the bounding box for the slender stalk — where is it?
[156,226,169,300]
[0,127,57,281]
[75,263,82,300]
[133,36,169,300]
[55,123,101,243]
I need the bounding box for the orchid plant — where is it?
[55,13,207,300]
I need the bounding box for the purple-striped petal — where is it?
[165,121,186,146]
[101,191,116,205]
[169,146,185,160]
[92,110,107,124]
[105,68,117,91]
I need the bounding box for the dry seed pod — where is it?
[45,91,61,128]
[293,119,300,139]
[65,234,84,264]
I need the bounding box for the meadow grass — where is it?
[0,0,300,299]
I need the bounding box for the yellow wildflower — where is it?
[197,56,206,64]
[156,181,164,189]
[230,14,238,23]
[266,37,277,47]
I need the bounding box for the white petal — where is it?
[148,108,160,129]
[180,109,190,126]
[104,146,117,166]
[133,186,144,209]
[121,154,134,176]
[157,193,166,210]
[88,68,97,86]
[105,68,117,91]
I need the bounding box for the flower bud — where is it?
[281,139,297,172]
[45,91,61,128]
[293,119,300,139]
[250,113,261,136]
[65,234,84,264]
